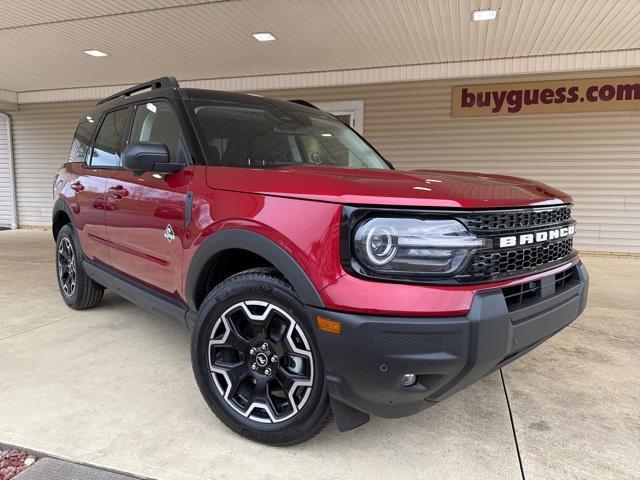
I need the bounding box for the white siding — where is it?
[11,101,93,226]
[10,73,640,253]
[0,114,14,228]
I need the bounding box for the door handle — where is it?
[70,181,84,192]
[108,185,129,199]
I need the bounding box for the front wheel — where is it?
[191,269,330,445]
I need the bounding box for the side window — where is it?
[130,102,183,163]
[91,109,129,167]
[68,120,97,163]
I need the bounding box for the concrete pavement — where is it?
[0,230,638,480]
[503,255,640,480]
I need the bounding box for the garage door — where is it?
[0,113,14,228]
[10,101,93,226]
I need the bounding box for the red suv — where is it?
[53,77,588,445]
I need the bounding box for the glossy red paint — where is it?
[183,166,344,294]
[204,165,572,208]
[178,165,575,316]
[103,167,193,296]
[58,160,578,317]
[319,256,581,316]
[57,163,109,263]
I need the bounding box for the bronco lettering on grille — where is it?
[498,225,576,248]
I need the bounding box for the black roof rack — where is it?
[96,76,180,106]
[288,99,320,110]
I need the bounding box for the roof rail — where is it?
[288,99,320,110]
[96,76,180,106]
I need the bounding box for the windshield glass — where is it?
[192,102,390,169]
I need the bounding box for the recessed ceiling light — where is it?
[83,49,109,57]
[252,32,276,42]
[472,10,497,21]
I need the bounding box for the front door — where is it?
[104,100,191,298]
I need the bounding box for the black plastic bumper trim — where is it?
[308,263,589,420]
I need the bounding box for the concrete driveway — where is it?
[0,230,638,480]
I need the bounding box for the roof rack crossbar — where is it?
[96,76,180,105]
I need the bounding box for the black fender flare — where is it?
[52,198,77,240]
[185,229,325,311]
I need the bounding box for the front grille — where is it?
[501,266,579,311]
[344,204,577,285]
[460,206,571,234]
[462,238,574,280]
[448,204,577,282]
[503,279,541,309]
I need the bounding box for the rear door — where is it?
[67,116,111,264]
[104,100,192,298]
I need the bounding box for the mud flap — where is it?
[330,397,370,432]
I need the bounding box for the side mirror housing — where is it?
[122,142,184,175]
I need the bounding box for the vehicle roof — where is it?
[81,86,320,123]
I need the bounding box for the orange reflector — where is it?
[316,316,342,335]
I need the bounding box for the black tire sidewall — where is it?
[191,273,330,445]
[55,224,81,307]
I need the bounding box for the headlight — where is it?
[352,217,490,278]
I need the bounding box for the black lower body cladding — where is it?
[309,263,588,422]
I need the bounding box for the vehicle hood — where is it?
[205,165,571,208]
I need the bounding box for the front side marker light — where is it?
[316,316,342,335]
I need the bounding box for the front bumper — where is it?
[309,262,588,421]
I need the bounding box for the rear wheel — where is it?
[191,269,330,445]
[55,224,104,310]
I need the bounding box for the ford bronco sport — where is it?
[53,77,588,445]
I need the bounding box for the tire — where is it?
[191,269,331,446]
[55,224,104,310]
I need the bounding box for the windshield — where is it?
[192,101,390,169]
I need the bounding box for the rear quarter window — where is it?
[68,120,97,163]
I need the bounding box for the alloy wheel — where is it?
[57,237,76,297]
[208,300,314,424]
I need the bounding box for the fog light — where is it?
[401,374,417,387]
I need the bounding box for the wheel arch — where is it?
[52,199,76,240]
[185,229,324,311]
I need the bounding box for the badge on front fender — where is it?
[164,224,176,243]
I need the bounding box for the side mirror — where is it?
[122,142,184,175]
